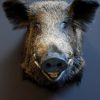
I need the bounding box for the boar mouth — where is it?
[46,72,60,79]
[42,71,66,81]
[33,55,66,81]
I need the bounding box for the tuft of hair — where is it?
[69,0,99,31]
[3,0,29,29]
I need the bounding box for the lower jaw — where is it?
[42,70,66,82]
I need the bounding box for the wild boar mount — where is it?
[3,0,99,88]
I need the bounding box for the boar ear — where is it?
[69,0,99,30]
[3,0,29,29]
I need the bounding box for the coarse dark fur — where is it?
[3,0,99,88]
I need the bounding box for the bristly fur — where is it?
[22,68,83,90]
[2,0,99,88]
[69,0,99,31]
[3,0,29,29]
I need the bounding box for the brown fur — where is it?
[3,0,99,88]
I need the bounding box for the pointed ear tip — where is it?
[2,1,7,7]
[94,1,100,7]
[2,1,12,8]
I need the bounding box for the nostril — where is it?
[57,62,62,67]
[46,63,52,67]
[41,57,68,72]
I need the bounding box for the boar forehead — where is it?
[30,1,69,12]
[29,1,69,22]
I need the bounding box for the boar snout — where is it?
[34,44,70,81]
[41,52,68,80]
[41,52,68,72]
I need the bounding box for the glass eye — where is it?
[60,21,68,31]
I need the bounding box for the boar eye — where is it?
[33,22,41,29]
[60,21,68,31]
